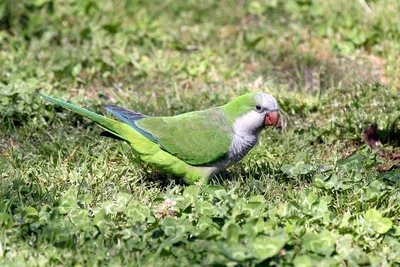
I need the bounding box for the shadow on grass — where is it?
[377,117,400,147]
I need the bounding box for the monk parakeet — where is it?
[40,92,279,184]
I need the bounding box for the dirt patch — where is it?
[275,37,388,93]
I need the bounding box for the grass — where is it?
[1,0,400,265]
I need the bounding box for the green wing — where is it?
[135,108,233,165]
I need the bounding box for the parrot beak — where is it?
[264,111,279,127]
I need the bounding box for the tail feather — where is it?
[40,94,134,142]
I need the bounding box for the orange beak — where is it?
[264,111,279,127]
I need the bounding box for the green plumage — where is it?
[136,108,232,165]
[40,94,222,184]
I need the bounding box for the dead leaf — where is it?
[363,124,400,160]
[363,124,380,150]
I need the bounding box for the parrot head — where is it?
[223,92,279,136]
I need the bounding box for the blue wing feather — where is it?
[103,105,162,146]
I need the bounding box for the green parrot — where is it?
[40,92,279,184]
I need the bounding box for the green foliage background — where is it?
[0,0,399,265]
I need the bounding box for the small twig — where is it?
[64,144,80,162]
[128,180,134,194]
[359,0,372,13]
[336,191,340,209]
[112,82,122,92]
[174,82,181,103]
[379,151,400,160]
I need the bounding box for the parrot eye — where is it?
[255,105,262,111]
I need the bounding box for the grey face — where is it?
[253,93,279,113]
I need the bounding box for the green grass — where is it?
[1,0,400,265]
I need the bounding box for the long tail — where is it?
[40,94,135,142]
